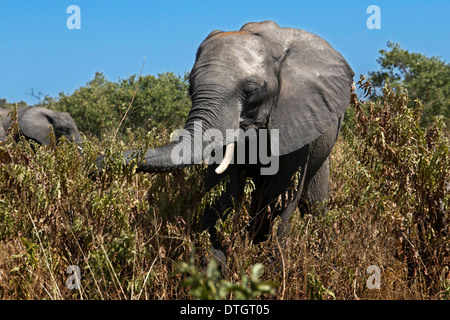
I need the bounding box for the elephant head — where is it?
[118,21,354,174]
[0,107,82,146]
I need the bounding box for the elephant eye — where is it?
[242,84,259,100]
[243,89,255,100]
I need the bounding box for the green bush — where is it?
[368,42,450,128]
[43,72,191,140]
[344,75,449,293]
[0,75,447,300]
[174,247,277,300]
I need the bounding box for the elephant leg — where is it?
[248,144,310,244]
[298,157,330,216]
[201,162,244,250]
[297,120,340,216]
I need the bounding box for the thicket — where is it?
[42,72,191,140]
[0,75,447,299]
[0,43,448,299]
[344,42,449,131]
[368,42,449,128]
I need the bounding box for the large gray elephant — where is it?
[97,21,354,253]
[0,107,82,146]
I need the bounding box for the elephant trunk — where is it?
[125,120,206,173]
[123,84,240,173]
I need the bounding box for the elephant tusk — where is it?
[215,143,235,174]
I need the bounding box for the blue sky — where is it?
[1,0,449,105]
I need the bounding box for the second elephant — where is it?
[0,107,82,146]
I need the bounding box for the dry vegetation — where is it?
[0,78,448,300]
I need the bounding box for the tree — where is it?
[368,42,450,128]
[0,98,29,109]
[44,72,120,138]
[43,72,191,139]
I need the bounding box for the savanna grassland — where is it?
[2,41,450,300]
[0,74,448,300]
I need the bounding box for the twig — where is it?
[27,211,62,300]
[28,88,44,103]
[100,243,127,299]
[353,267,360,300]
[137,256,159,300]
[114,57,147,140]
[274,232,286,300]
[68,230,103,300]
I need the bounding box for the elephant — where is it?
[0,106,82,146]
[96,21,354,255]
[0,120,5,141]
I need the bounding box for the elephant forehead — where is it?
[199,35,267,75]
[60,113,73,121]
[212,31,252,38]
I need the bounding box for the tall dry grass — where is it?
[0,78,448,300]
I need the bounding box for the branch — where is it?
[114,57,146,140]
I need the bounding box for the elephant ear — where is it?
[268,28,354,156]
[20,107,55,145]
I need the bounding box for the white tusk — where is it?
[170,128,184,142]
[215,143,235,174]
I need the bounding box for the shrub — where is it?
[345,75,449,295]
[0,75,447,300]
[43,72,191,140]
